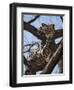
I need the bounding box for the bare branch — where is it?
[28,15,40,23]
[23,22,46,42]
[23,56,29,66]
[60,16,63,22]
[54,29,63,39]
[24,42,39,47]
[23,42,39,53]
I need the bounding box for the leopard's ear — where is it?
[42,23,47,26]
[50,24,55,30]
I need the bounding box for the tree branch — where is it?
[60,16,63,22]
[23,22,63,42]
[54,29,63,39]
[23,22,46,42]
[23,56,29,66]
[24,42,39,47]
[57,55,63,73]
[23,42,39,53]
[28,15,40,23]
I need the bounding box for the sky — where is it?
[23,14,63,29]
[23,14,63,74]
